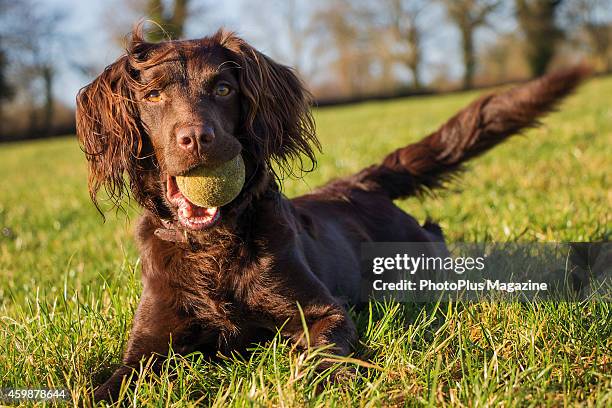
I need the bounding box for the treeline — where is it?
[268,0,611,98]
[0,0,75,141]
[0,0,610,141]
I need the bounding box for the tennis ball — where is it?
[176,154,245,208]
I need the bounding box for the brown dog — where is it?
[76,29,586,401]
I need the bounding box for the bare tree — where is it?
[479,32,530,83]
[281,0,309,70]
[562,0,612,72]
[310,0,376,97]
[0,48,11,103]
[442,0,501,89]
[0,0,15,133]
[376,0,430,90]
[26,11,65,135]
[0,0,67,136]
[0,48,13,135]
[246,0,317,79]
[516,0,564,77]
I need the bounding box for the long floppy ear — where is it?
[216,30,321,178]
[76,52,155,214]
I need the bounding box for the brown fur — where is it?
[76,28,588,402]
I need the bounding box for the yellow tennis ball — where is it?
[176,154,245,208]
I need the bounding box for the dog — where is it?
[76,28,587,401]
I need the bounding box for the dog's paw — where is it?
[313,360,357,393]
[92,385,114,405]
[91,367,132,404]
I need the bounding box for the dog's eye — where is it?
[214,83,231,97]
[144,90,162,102]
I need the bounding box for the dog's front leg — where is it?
[270,266,358,363]
[287,302,357,357]
[93,288,196,403]
[281,296,358,384]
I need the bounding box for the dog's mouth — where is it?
[166,175,221,230]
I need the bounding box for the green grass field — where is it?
[0,75,610,407]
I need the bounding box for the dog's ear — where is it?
[76,50,155,214]
[217,30,320,177]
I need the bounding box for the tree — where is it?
[0,0,66,136]
[0,48,11,103]
[146,0,190,41]
[104,0,196,46]
[281,0,310,71]
[562,0,612,72]
[310,0,377,97]
[22,8,64,136]
[479,32,530,83]
[0,48,13,135]
[0,0,14,133]
[442,0,501,89]
[247,0,317,78]
[382,0,429,89]
[516,0,564,77]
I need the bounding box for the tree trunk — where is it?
[407,25,421,89]
[147,0,189,41]
[28,106,38,137]
[461,26,475,89]
[516,0,563,77]
[408,60,421,90]
[42,65,54,136]
[170,0,188,38]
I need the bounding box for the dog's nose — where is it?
[175,125,215,154]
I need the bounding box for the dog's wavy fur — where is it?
[76,29,588,402]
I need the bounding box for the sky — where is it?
[42,0,512,106]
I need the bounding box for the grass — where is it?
[0,75,610,407]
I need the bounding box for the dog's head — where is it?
[76,29,319,230]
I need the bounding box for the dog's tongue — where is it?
[166,176,220,229]
[177,198,217,219]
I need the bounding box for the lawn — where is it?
[0,75,610,406]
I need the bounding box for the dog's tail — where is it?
[353,66,590,200]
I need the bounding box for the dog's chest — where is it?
[174,252,273,332]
